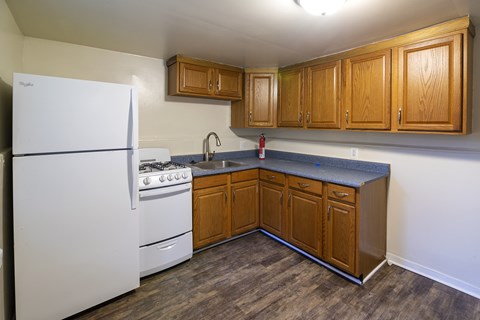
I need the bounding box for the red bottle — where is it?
[259,133,265,160]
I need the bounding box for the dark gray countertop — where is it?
[174,150,390,188]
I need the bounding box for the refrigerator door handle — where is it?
[129,150,139,210]
[128,88,139,149]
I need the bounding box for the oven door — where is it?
[139,182,192,247]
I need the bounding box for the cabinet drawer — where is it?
[288,175,322,195]
[193,174,228,190]
[327,184,356,204]
[259,169,286,186]
[232,169,258,183]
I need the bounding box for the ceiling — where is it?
[6,0,480,68]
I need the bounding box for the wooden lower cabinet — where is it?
[231,180,259,235]
[193,169,387,279]
[288,189,322,257]
[325,200,356,274]
[193,185,229,249]
[259,181,286,238]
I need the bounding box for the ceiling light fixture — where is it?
[296,0,347,16]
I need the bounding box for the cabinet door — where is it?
[278,68,304,127]
[396,34,462,132]
[259,181,285,238]
[215,68,242,99]
[193,185,228,249]
[344,49,391,130]
[305,61,341,129]
[179,62,213,96]
[325,200,356,274]
[231,180,259,236]
[248,73,277,127]
[288,190,322,257]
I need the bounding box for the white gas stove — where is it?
[139,148,191,190]
[138,148,193,277]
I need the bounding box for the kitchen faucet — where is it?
[204,132,221,161]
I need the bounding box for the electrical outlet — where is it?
[239,140,248,150]
[350,148,359,159]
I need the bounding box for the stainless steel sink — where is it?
[192,160,244,170]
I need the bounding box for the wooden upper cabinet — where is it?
[248,73,277,127]
[344,49,391,130]
[305,60,342,129]
[231,70,277,128]
[215,68,242,99]
[167,55,243,101]
[394,34,463,132]
[179,62,212,96]
[278,68,304,127]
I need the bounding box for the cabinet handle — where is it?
[298,182,310,188]
[216,80,220,92]
[288,193,292,207]
[224,191,228,203]
[208,80,213,92]
[332,191,349,198]
[249,111,253,123]
[346,110,349,124]
[328,205,331,221]
[299,112,303,124]
[267,175,276,180]
[398,108,402,125]
[232,189,236,202]
[280,192,283,204]
[306,112,311,124]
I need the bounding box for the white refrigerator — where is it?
[12,73,139,320]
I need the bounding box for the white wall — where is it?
[0,1,22,319]
[22,37,255,155]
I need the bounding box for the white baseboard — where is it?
[386,252,480,299]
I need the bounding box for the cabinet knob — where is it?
[216,80,220,92]
[346,110,349,124]
[299,112,303,124]
[398,108,402,125]
[249,111,253,123]
[208,80,213,92]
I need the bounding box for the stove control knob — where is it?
[182,172,189,179]
[175,173,181,180]
[167,174,173,181]
[159,175,166,182]
[143,177,151,185]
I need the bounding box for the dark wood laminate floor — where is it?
[72,232,480,320]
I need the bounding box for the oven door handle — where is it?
[139,183,192,198]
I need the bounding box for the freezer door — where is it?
[13,150,139,320]
[13,73,138,155]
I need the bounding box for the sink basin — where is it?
[192,160,244,170]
